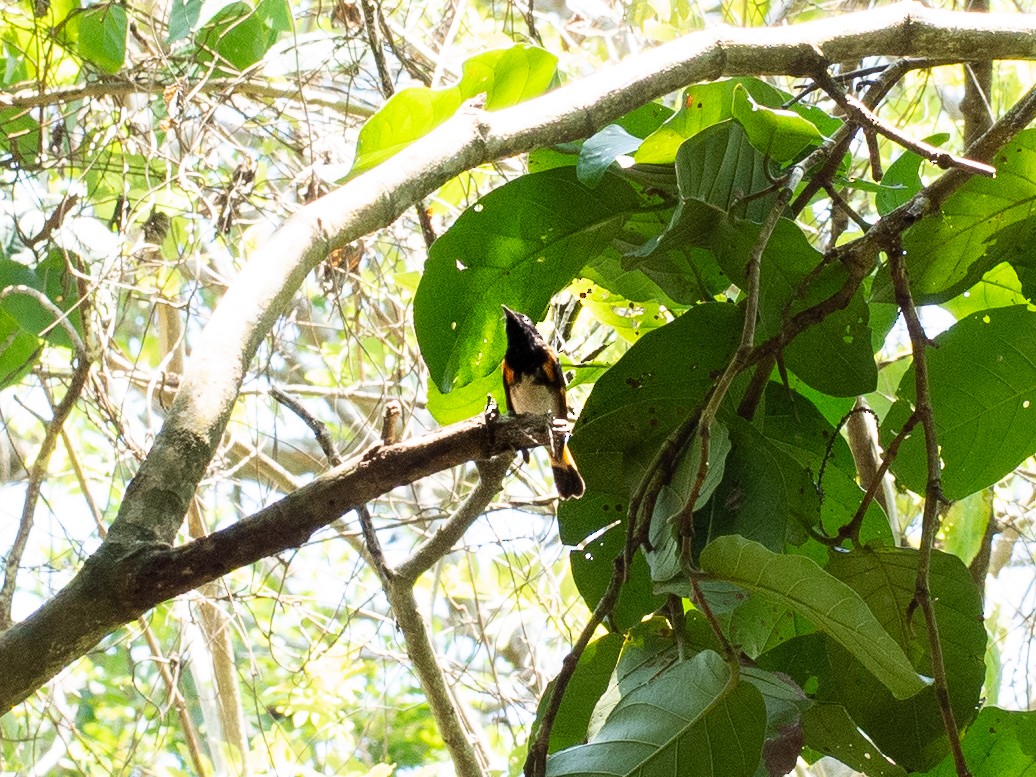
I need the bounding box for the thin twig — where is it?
[523,555,626,777]
[889,248,970,777]
[0,287,89,629]
[270,386,342,466]
[673,166,805,552]
[813,66,996,178]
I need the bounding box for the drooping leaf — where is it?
[883,305,1036,500]
[699,535,927,700]
[352,45,557,175]
[825,547,986,772]
[648,420,731,588]
[672,121,777,221]
[546,650,766,777]
[415,167,640,396]
[730,84,823,163]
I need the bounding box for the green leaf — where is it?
[560,303,743,545]
[673,121,776,221]
[824,547,986,771]
[71,5,127,73]
[648,421,731,588]
[705,217,876,397]
[939,489,992,566]
[0,252,84,350]
[803,703,907,777]
[353,45,556,175]
[196,0,286,73]
[752,220,876,397]
[875,134,949,217]
[425,370,504,425]
[760,383,893,550]
[457,45,557,109]
[635,77,835,165]
[167,0,202,42]
[730,84,822,163]
[569,520,664,631]
[614,208,728,305]
[531,633,624,754]
[577,125,641,186]
[353,86,464,176]
[693,416,820,557]
[0,308,41,389]
[699,535,927,700]
[628,123,775,261]
[415,167,640,394]
[883,305,1036,500]
[559,304,742,626]
[872,128,1036,303]
[920,707,1036,776]
[940,262,1028,318]
[546,650,766,777]
[570,277,671,344]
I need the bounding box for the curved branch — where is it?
[0,413,545,713]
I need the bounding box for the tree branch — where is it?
[0,413,547,713]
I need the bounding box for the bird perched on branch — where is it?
[500,305,585,500]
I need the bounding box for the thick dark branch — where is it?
[0,413,546,714]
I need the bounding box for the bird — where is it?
[500,305,585,500]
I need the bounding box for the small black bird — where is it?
[501,305,585,500]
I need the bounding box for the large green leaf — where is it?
[559,303,742,626]
[920,707,1036,776]
[531,633,624,754]
[803,703,907,777]
[883,305,1036,500]
[872,128,1036,303]
[754,385,894,562]
[415,166,640,396]
[635,78,836,165]
[825,547,986,772]
[71,5,127,73]
[699,536,927,700]
[730,84,823,163]
[546,650,766,777]
[692,416,819,557]
[352,45,556,175]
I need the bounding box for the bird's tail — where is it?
[549,442,585,500]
